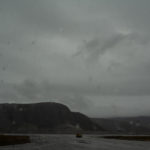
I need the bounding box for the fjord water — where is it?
[1,134,150,150]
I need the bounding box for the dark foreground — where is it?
[0,135,30,146]
[103,135,150,141]
[1,134,150,150]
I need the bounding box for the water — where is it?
[1,134,150,150]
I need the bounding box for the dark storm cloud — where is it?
[0,0,150,117]
[73,32,130,63]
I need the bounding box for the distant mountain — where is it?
[92,116,150,134]
[0,102,102,133]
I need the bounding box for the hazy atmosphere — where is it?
[0,0,150,117]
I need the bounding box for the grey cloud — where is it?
[74,32,132,63]
[0,79,93,115]
[14,79,40,99]
[99,33,127,53]
[1,0,150,117]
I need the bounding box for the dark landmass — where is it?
[0,102,102,133]
[102,135,150,141]
[0,135,30,146]
[92,116,150,135]
[2,102,150,135]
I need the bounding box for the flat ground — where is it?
[1,134,150,150]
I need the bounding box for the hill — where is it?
[0,102,102,133]
[92,116,150,134]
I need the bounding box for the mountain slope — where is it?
[0,102,102,133]
[92,116,150,134]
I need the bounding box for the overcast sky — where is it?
[0,0,150,117]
